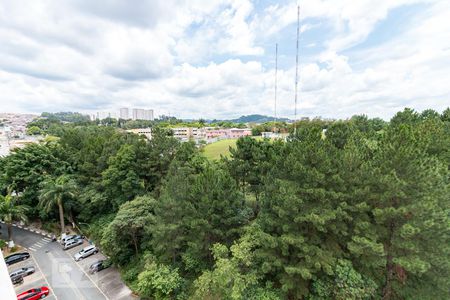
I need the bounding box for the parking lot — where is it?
[2,225,135,300]
[9,252,56,300]
[64,239,134,300]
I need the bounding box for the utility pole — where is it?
[274,43,278,124]
[294,5,300,135]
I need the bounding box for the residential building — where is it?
[171,127,251,141]
[172,127,192,141]
[131,108,154,121]
[0,251,16,299]
[96,111,117,120]
[228,128,252,138]
[132,109,144,120]
[126,128,152,140]
[261,132,288,140]
[120,108,130,119]
[144,109,154,121]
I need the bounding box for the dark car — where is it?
[4,252,30,266]
[11,274,24,285]
[89,259,110,274]
[17,287,50,300]
[10,266,35,278]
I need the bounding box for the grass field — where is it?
[202,139,238,160]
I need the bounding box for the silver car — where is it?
[63,238,84,250]
[9,266,35,278]
[61,235,84,246]
[60,235,76,245]
[73,245,98,261]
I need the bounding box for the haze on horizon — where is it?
[0,0,449,120]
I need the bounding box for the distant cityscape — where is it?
[91,108,154,121]
[0,111,290,157]
[0,113,39,157]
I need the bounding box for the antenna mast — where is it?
[274,43,278,124]
[294,5,300,134]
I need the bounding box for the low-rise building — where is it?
[228,128,252,138]
[171,127,251,142]
[261,132,288,140]
[126,128,152,140]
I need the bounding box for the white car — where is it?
[61,235,84,245]
[63,238,84,250]
[60,235,76,245]
[73,245,98,261]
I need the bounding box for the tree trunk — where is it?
[7,223,12,241]
[69,210,76,228]
[131,231,138,255]
[382,221,395,300]
[58,200,65,234]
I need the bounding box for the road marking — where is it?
[47,251,86,300]
[43,237,51,242]
[35,241,45,246]
[29,247,37,252]
[28,248,59,300]
[62,251,109,300]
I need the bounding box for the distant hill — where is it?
[41,112,91,123]
[229,114,290,123]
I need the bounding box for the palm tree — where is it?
[39,175,77,234]
[0,189,30,241]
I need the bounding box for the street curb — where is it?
[0,220,53,239]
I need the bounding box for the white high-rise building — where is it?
[120,108,130,119]
[144,109,154,121]
[96,112,117,120]
[132,108,154,121]
[132,108,144,120]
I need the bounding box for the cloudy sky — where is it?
[0,0,449,119]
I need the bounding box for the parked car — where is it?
[63,238,83,250]
[89,259,111,274]
[10,266,35,278]
[61,235,84,245]
[5,252,30,266]
[17,287,49,300]
[60,235,76,245]
[11,274,24,285]
[73,245,98,261]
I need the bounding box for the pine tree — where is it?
[354,124,450,299]
[152,160,250,274]
[255,126,349,298]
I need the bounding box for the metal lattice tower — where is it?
[274,43,278,123]
[294,5,300,134]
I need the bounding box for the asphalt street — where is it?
[1,225,108,300]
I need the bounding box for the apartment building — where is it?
[131,109,154,121]
[228,128,252,138]
[126,128,152,140]
[171,127,251,141]
[172,127,192,141]
[120,108,130,119]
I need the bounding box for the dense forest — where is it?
[1,108,449,299]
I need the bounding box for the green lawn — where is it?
[202,139,238,160]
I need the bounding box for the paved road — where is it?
[1,225,108,300]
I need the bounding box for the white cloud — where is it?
[0,0,448,119]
